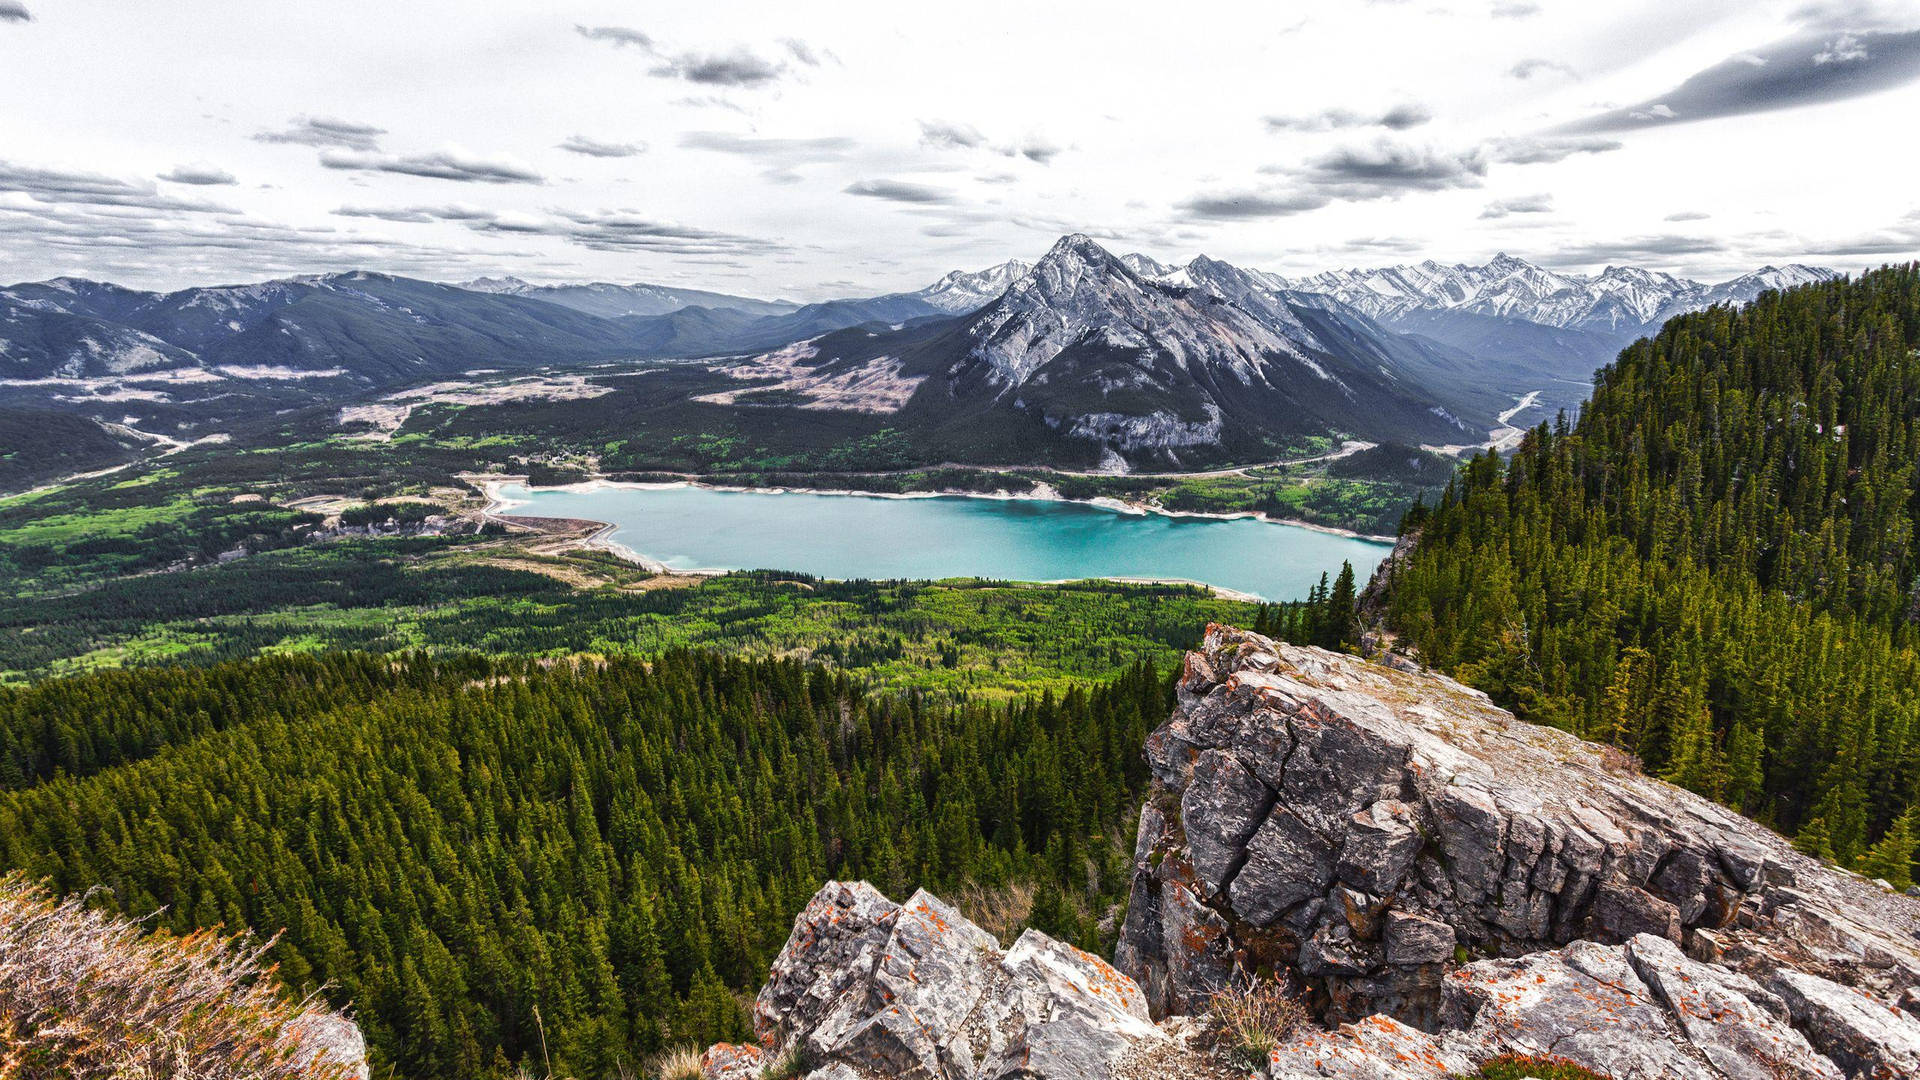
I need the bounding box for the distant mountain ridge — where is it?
[2,271,639,384]
[457,275,799,319]
[1283,253,1837,336]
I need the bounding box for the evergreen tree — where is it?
[1858,809,1918,892]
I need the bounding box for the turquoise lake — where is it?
[494,483,1392,601]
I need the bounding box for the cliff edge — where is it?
[702,626,1920,1079]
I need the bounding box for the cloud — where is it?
[333,203,498,224]
[1177,190,1331,220]
[1804,209,1920,256]
[917,120,1065,164]
[1560,29,1920,133]
[253,116,386,152]
[652,48,785,87]
[159,164,237,186]
[1665,210,1712,221]
[0,190,553,288]
[1487,135,1621,164]
[1015,136,1064,164]
[1491,2,1540,16]
[780,38,826,66]
[1185,140,1478,220]
[1264,104,1433,131]
[327,201,786,258]
[1480,194,1554,218]
[577,24,816,89]
[1792,1,1917,33]
[0,2,28,23]
[545,209,785,256]
[1295,139,1489,194]
[574,24,653,49]
[557,135,646,158]
[844,179,954,204]
[1508,57,1577,80]
[1814,32,1871,64]
[1180,130,1619,223]
[1546,234,1728,264]
[319,149,544,184]
[681,130,855,183]
[919,120,989,150]
[0,160,230,213]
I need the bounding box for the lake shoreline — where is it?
[473,474,1386,603]
[478,473,1397,543]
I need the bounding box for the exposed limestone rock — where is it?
[742,881,1167,1079]
[1270,934,1845,1079]
[1769,970,1920,1079]
[1118,626,1920,1043]
[713,628,1920,1079]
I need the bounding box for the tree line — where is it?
[1383,265,1920,887]
[0,649,1170,1078]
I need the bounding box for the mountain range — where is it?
[0,239,1839,472]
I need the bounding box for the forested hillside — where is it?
[0,650,1168,1078]
[1384,264,1920,879]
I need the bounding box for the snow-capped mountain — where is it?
[1288,254,1839,337]
[1119,253,1177,278]
[715,235,1496,467]
[909,260,1033,314]
[457,275,536,295]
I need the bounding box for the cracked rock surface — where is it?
[1117,626,1920,1078]
[708,627,1920,1079]
[733,881,1167,1080]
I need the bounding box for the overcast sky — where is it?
[3,0,1918,297]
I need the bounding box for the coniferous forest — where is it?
[0,650,1169,1078]
[1384,265,1920,880]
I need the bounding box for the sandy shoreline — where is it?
[473,473,1390,601]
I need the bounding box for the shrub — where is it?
[0,872,361,1080]
[649,1046,703,1080]
[1204,974,1310,1068]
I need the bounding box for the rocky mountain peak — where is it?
[698,626,1920,1079]
[912,259,1034,314]
[964,235,1307,389]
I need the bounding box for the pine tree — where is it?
[1794,817,1837,862]
[1857,809,1917,892]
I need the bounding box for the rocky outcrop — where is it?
[708,627,1920,1079]
[1117,626,1920,1078]
[720,881,1171,1080]
[1268,934,1846,1079]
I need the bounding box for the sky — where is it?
[2,0,1919,298]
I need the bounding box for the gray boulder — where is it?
[1119,626,1920,1041]
[1272,934,1843,1080]
[738,881,1168,1080]
[715,628,1920,1080]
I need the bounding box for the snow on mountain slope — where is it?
[964,235,1321,388]
[720,235,1492,467]
[909,260,1033,314]
[1119,253,1177,278]
[1288,254,1840,336]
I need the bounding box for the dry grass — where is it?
[1203,974,1311,1069]
[647,1047,703,1080]
[951,880,1037,945]
[0,873,361,1080]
